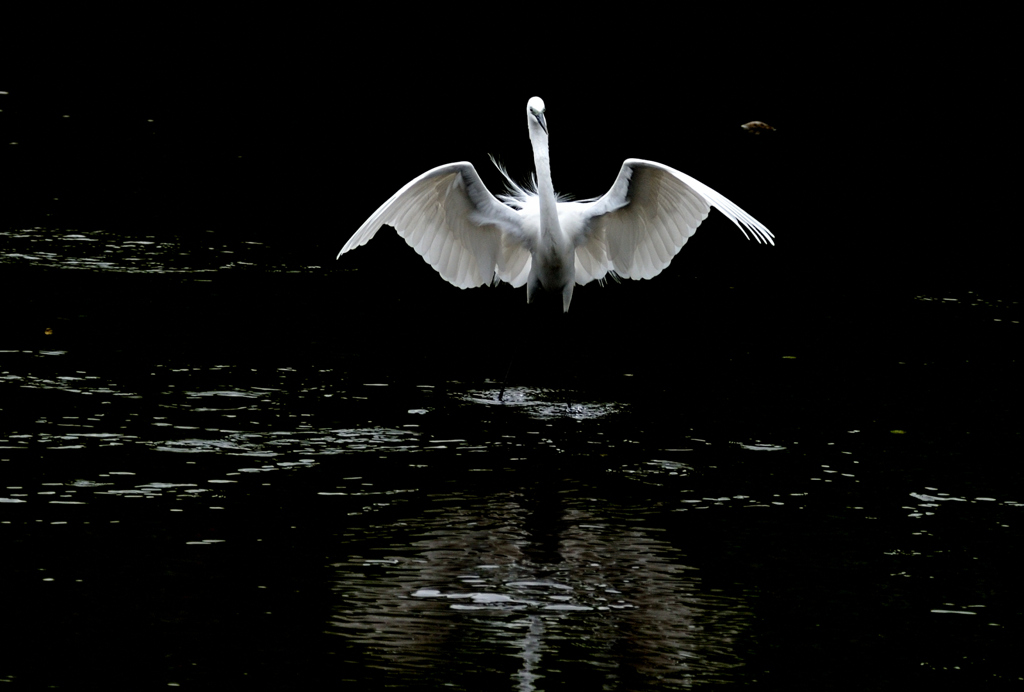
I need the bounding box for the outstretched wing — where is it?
[570,158,773,284]
[339,162,530,289]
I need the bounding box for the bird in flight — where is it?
[338,97,773,313]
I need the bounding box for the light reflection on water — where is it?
[465,386,628,421]
[0,227,320,274]
[2,228,1022,687]
[330,491,750,689]
[5,346,1021,536]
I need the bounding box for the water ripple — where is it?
[0,227,319,274]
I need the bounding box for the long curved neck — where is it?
[530,129,565,251]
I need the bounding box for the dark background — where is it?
[4,13,1017,383]
[2,11,1021,691]
[3,10,1015,300]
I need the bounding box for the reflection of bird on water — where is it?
[338,97,773,313]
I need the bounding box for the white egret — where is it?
[338,96,773,313]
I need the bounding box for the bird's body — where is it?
[338,97,773,312]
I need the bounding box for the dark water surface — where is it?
[1,225,1020,690]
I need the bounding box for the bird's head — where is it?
[527,96,548,135]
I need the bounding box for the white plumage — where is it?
[338,96,773,312]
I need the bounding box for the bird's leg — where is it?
[498,354,515,402]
